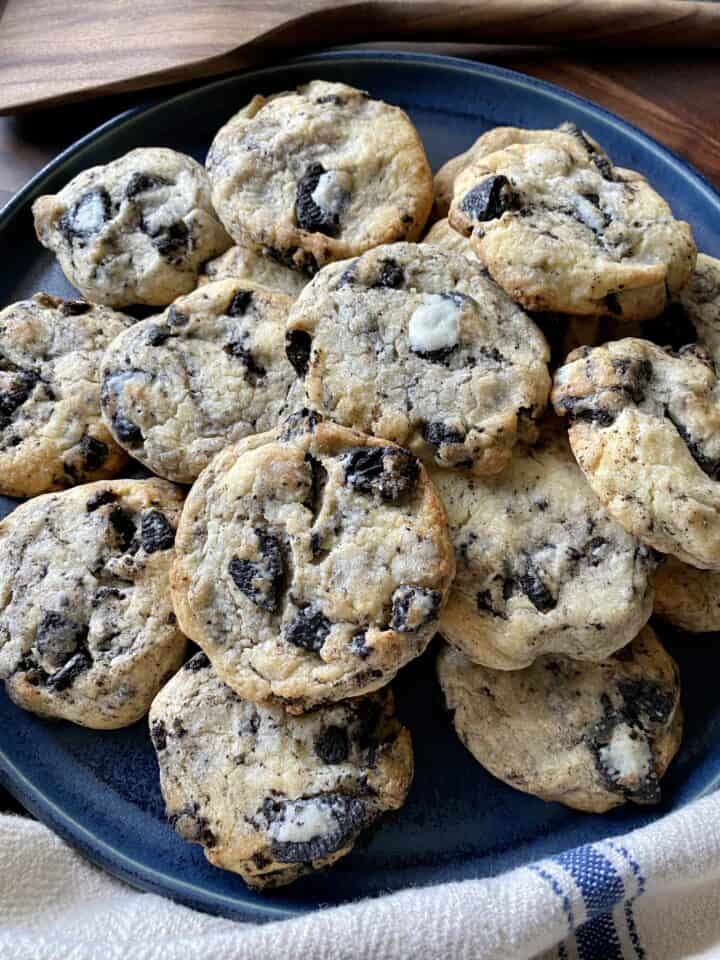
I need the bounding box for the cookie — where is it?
[0,293,133,498]
[0,478,187,728]
[448,125,696,320]
[171,414,454,711]
[653,555,720,632]
[32,148,231,308]
[423,218,478,259]
[675,253,720,360]
[553,338,720,569]
[536,257,717,366]
[150,653,413,888]
[206,81,432,274]
[199,243,308,298]
[285,243,551,474]
[100,279,296,483]
[433,124,594,221]
[430,423,657,670]
[437,627,682,813]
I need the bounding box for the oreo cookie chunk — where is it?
[32,148,230,308]
[430,421,657,670]
[0,478,187,728]
[285,242,550,474]
[170,418,454,711]
[0,293,133,498]
[206,81,433,274]
[448,125,695,321]
[437,626,682,813]
[100,279,297,482]
[149,658,412,887]
[553,337,720,569]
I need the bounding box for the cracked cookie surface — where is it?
[437,627,682,813]
[100,279,296,483]
[150,654,412,887]
[171,415,454,711]
[0,293,133,498]
[206,81,432,274]
[199,243,308,298]
[430,423,657,670]
[285,242,550,474]
[0,478,187,728]
[552,338,720,569]
[33,148,231,307]
[448,125,695,320]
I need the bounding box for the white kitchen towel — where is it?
[2,791,720,960]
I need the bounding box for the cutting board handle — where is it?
[285,0,720,46]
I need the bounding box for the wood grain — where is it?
[2,0,720,113]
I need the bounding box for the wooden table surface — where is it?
[0,43,718,814]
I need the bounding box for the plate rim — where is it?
[3,49,720,231]
[1,47,719,923]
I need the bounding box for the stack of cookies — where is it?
[0,79,717,888]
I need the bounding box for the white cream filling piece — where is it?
[271,799,337,843]
[599,723,652,783]
[311,171,352,216]
[72,192,107,233]
[408,294,460,354]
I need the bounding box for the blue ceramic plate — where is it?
[1,51,720,922]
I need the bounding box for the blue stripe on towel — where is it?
[555,845,627,960]
[555,846,625,914]
[607,842,646,960]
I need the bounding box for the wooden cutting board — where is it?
[1,0,720,114]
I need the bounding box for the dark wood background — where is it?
[1,43,718,813]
